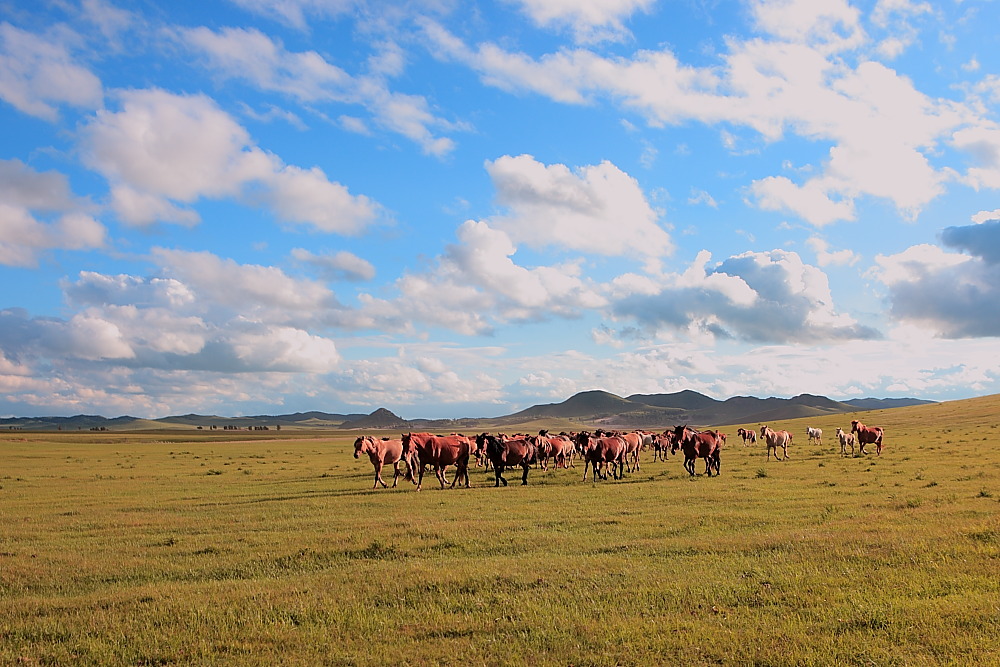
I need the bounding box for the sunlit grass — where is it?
[2,396,1000,664]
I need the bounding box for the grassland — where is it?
[2,396,1000,665]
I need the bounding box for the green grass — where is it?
[3,396,1000,664]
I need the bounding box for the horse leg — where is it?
[391,461,400,488]
[521,463,529,485]
[375,461,389,489]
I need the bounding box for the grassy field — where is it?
[2,396,1000,665]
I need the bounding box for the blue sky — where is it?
[2,0,1000,419]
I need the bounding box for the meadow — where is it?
[2,396,1000,665]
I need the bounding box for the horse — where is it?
[759,424,792,461]
[651,431,674,462]
[483,434,537,486]
[737,428,757,446]
[806,426,823,446]
[353,435,406,489]
[835,427,855,457]
[574,431,626,482]
[534,431,574,470]
[670,425,722,476]
[620,431,644,473]
[851,420,884,456]
[400,432,471,491]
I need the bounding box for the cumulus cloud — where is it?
[423,9,974,227]
[806,236,859,267]
[0,23,103,120]
[8,262,347,375]
[80,88,379,231]
[873,242,1000,337]
[750,0,865,52]
[371,214,611,336]
[611,249,879,343]
[0,160,106,266]
[150,248,340,317]
[486,154,672,271]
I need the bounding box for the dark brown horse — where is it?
[401,432,471,491]
[851,420,884,455]
[574,431,626,481]
[483,434,537,486]
[353,435,406,489]
[671,425,722,476]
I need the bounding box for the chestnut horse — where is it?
[483,434,537,486]
[353,435,406,489]
[671,425,722,476]
[574,432,626,481]
[533,431,574,470]
[851,420,884,456]
[401,432,471,491]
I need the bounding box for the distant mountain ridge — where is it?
[492,390,934,428]
[0,392,936,431]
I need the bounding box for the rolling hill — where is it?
[0,391,936,431]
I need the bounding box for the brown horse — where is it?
[851,420,884,455]
[353,435,406,489]
[533,431,574,470]
[575,432,626,481]
[759,424,792,461]
[651,432,674,462]
[401,432,471,491]
[483,434,537,486]
[671,425,722,476]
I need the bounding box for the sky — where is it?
[2,0,1000,420]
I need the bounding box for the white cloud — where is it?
[750,0,865,52]
[230,325,340,372]
[424,12,974,227]
[0,23,103,121]
[179,25,456,155]
[151,248,338,317]
[749,175,855,226]
[806,236,858,267]
[972,208,1000,224]
[292,248,376,282]
[60,312,136,361]
[227,0,357,30]
[81,88,379,232]
[486,154,673,271]
[0,204,105,268]
[509,0,656,43]
[0,159,106,265]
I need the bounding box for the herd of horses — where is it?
[352,419,885,491]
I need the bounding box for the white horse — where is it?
[806,426,823,446]
[835,427,855,457]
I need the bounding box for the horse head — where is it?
[353,435,372,459]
